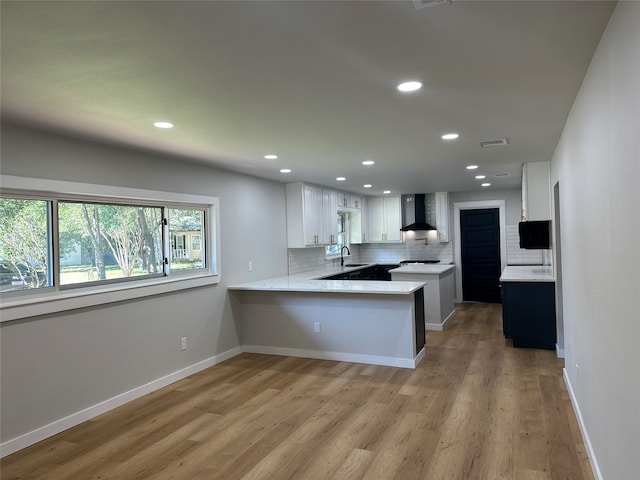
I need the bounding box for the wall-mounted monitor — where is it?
[519,220,551,249]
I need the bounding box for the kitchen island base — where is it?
[231,289,425,369]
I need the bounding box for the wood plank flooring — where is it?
[1,303,593,480]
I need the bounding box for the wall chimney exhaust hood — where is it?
[400,194,436,231]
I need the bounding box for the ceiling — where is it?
[0,1,615,195]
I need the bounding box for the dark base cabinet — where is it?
[501,281,556,350]
[414,288,425,354]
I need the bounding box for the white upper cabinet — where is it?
[366,195,402,243]
[522,161,551,221]
[286,183,338,247]
[337,192,361,209]
[320,189,338,245]
[435,192,450,242]
[349,197,368,244]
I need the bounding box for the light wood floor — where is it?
[1,303,593,480]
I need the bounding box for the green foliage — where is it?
[0,198,49,287]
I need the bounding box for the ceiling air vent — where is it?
[413,0,452,10]
[494,173,511,177]
[480,138,509,147]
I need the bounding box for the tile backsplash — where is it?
[288,224,547,274]
[505,224,545,265]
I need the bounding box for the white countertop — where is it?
[228,264,425,295]
[499,265,555,282]
[388,264,455,275]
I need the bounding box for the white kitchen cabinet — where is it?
[286,183,338,247]
[366,195,402,243]
[337,191,350,209]
[337,192,361,209]
[522,161,551,221]
[435,191,450,242]
[320,188,338,245]
[349,197,367,244]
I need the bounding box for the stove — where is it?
[399,259,441,265]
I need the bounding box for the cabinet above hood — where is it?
[400,194,436,231]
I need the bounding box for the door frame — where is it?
[453,200,507,302]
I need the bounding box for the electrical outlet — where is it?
[181,337,187,351]
[248,261,253,272]
[313,322,321,334]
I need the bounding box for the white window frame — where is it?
[0,175,221,322]
[325,211,350,259]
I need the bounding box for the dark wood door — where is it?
[461,208,502,303]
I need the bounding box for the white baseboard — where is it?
[0,346,242,458]
[425,310,455,331]
[242,345,421,369]
[556,343,565,358]
[563,368,601,480]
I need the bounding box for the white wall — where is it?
[0,124,288,446]
[550,3,639,479]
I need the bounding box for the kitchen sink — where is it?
[344,263,367,267]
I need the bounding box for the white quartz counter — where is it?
[228,264,425,295]
[388,264,455,275]
[500,265,555,282]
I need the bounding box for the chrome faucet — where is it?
[340,246,351,266]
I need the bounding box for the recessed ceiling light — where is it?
[466,165,479,170]
[153,121,174,129]
[383,190,391,194]
[475,175,486,179]
[280,169,291,173]
[362,160,375,166]
[336,177,346,181]
[442,133,459,140]
[264,154,278,160]
[363,184,372,188]
[397,81,423,92]
[482,183,491,187]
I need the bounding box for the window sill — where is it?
[0,273,220,323]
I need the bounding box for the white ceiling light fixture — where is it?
[466,165,479,170]
[336,177,346,181]
[264,154,278,160]
[397,81,423,93]
[383,190,391,194]
[280,168,291,173]
[475,175,486,179]
[442,133,459,140]
[481,183,491,187]
[362,160,375,166]
[153,121,174,129]
[363,184,372,188]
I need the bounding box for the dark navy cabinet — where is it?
[501,281,556,350]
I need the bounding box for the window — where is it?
[0,175,220,321]
[169,209,205,272]
[58,202,164,285]
[326,212,348,256]
[0,197,51,292]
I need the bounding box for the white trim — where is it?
[453,200,507,302]
[556,343,565,358]
[563,368,601,480]
[426,310,456,331]
[425,322,444,331]
[0,346,242,458]
[242,345,424,369]
[0,175,222,322]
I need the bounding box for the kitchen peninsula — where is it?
[229,265,426,368]
[389,263,456,331]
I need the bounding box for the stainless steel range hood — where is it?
[400,194,436,231]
